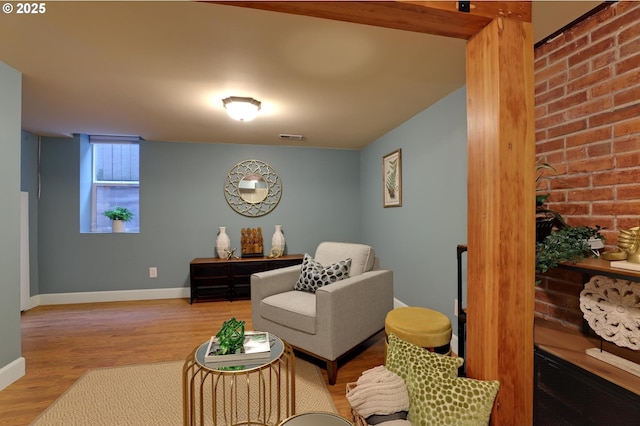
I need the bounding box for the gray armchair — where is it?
[251,242,394,385]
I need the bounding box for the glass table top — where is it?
[195,332,284,372]
[279,412,353,426]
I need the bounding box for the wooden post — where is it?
[466,17,535,425]
[223,3,536,424]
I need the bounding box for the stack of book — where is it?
[610,260,640,272]
[205,331,271,367]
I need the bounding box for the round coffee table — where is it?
[278,412,353,425]
[183,332,295,426]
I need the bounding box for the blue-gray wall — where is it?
[20,131,39,297]
[23,88,468,322]
[14,86,467,378]
[35,138,361,294]
[361,87,468,324]
[0,62,22,375]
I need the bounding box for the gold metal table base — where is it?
[183,337,295,426]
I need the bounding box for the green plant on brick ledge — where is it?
[536,225,604,277]
[536,161,569,242]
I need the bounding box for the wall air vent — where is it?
[278,134,304,141]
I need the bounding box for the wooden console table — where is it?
[189,255,304,303]
[535,258,640,425]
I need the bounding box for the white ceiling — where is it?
[0,1,602,149]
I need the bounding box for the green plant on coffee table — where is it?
[215,317,245,355]
[103,206,134,222]
[536,225,603,275]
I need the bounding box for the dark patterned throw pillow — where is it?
[294,253,351,293]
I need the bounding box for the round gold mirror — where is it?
[238,173,268,204]
[224,160,282,217]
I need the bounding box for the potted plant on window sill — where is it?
[104,206,134,233]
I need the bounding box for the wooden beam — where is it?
[466,17,535,425]
[211,1,532,40]
[209,2,536,424]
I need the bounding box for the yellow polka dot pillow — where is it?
[385,334,500,426]
[386,333,463,381]
[406,362,499,425]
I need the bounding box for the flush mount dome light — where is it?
[222,96,261,122]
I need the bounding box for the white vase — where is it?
[216,227,231,258]
[271,225,285,254]
[112,220,124,233]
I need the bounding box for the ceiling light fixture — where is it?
[222,96,261,122]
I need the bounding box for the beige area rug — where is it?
[31,358,337,425]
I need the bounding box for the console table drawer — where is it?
[190,263,229,278]
[193,283,230,301]
[189,255,304,303]
[231,261,270,278]
[274,259,305,268]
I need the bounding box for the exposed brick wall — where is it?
[535,269,584,329]
[535,1,640,326]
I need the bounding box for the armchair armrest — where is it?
[251,264,301,301]
[316,269,394,357]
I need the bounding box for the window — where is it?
[89,135,140,232]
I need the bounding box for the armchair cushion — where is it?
[294,253,352,293]
[260,290,317,334]
[314,242,375,276]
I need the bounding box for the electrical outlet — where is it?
[454,298,458,317]
[149,267,157,278]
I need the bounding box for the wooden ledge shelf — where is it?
[558,257,640,282]
[535,318,640,397]
[535,257,640,424]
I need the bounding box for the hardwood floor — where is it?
[0,298,386,425]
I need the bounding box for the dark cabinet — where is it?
[189,255,304,303]
[230,261,269,299]
[535,316,640,426]
[535,347,640,426]
[458,253,640,423]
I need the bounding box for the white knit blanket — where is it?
[346,365,410,418]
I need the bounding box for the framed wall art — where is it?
[383,149,402,208]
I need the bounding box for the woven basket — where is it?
[346,382,368,426]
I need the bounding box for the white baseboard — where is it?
[34,287,190,306]
[16,293,460,384]
[393,298,407,308]
[391,298,459,356]
[451,334,459,356]
[0,357,25,391]
[21,295,38,312]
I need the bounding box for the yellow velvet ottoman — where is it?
[385,307,452,356]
